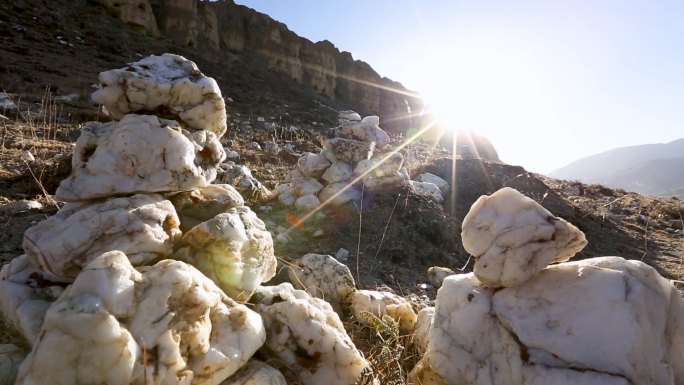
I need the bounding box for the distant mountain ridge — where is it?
[549,138,684,198]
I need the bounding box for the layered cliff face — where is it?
[97,0,424,133]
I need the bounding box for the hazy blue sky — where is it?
[234,1,684,173]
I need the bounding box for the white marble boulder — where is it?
[323,138,374,164]
[418,173,450,195]
[349,290,417,334]
[354,152,408,191]
[221,360,287,385]
[462,187,587,287]
[0,255,64,345]
[55,114,225,201]
[16,251,266,385]
[92,53,228,136]
[334,116,391,148]
[413,257,684,385]
[338,110,362,123]
[23,194,181,282]
[168,183,244,232]
[174,207,277,302]
[287,253,356,311]
[294,194,321,213]
[414,306,435,355]
[252,283,370,385]
[321,161,353,184]
[427,266,456,288]
[290,170,324,196]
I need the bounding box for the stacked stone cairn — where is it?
[274,112,448,212]
[0,54,375,385]
[409,187,684,385]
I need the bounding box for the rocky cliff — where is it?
[96,0,424,134]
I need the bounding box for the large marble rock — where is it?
[349,290,417,333]
[252,283,370,385]
[0,255,64,344]
[287,253,356,311]
[92,53,228,136]
[55,114,225,201]
[169,184,244,232]
[16,251,266,385]
[462,187,587,287]
[174,207,277,302]
[415,257,684,385]
[23,194,180,282]
[334,115,391,148]
[323,138,374,164]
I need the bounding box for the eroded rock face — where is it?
[174,207,276,302]
[23,194,180,282]
[462,187,587,287]
[55,115,225,201]
[252,283,370,385]
[168,184,244,232]
[417,257,684,385]
[287,253,356,311]
[94,0,159,36]
[92,53,228,136]
[16,251,266,385]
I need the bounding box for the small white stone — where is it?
[334,116,390,148]
[20,150,34,162]
[427,266,455,288]
[321,161,353,184]
[409,181,444,203]
[92,53,228,136]
[419,173,450,195]
[287,253,356,311]
[294,194,320,213]
[414,307,435,354]
[318,182,360,206]
[350,290,417,333]
[462,187,587,287]
[354,153,407,191]
[297,152,331,178]
[323,138,374,164]
[221,360,287,385]
[334,248,350,262]
[291,171,324,196]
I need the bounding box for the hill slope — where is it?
[549,138,684,197]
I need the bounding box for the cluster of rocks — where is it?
[410,187,684,385]
[275,111,447,213]
[0,54,374,385]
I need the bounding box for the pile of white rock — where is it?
[274,113,449,213]
[0,54,373,385]
[410,187,684,385]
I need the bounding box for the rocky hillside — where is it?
[0,0,424,134]
[550,138,684,198]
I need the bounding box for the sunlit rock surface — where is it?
[287,253,356,311]
[323,138,374,164]
[350,290,417,333]
[462,187,587,287]
[418,257,684,385]
[169,184,244,232]
[290,170,324,196]
[16,251,265,385]
[294,194,321,213]
[0,255,63,344]
[174,207,276,302]
[55,115,225,201]
[216,162,271,203]
[23,194,180,281]
[334,115,391,148]
[252,283,370,385]
[92,53,228,136]
[354,153,407,191]
[221,360,287,385]
[0,344,25,385]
